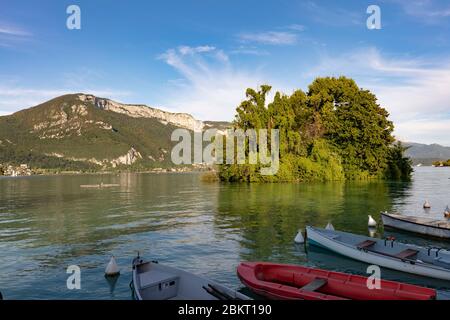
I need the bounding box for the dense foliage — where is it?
[433,159,450,167]
[0,146,98,171]
[219,77,413,182]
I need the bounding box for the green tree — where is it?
[219,77,412,182]
[385,142,413,180]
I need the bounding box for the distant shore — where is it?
[0,166,215,178]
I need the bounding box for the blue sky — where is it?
[1,0,450,145]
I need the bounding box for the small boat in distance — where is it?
[237,262,436,300]
[382,212,450,239]
[80,183,120,188]
[132,255,251,300]
[306,226,450,280]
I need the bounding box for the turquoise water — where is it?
[0,167,449,299]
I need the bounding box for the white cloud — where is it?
[158,46,279,121]
[396,118,450,146]
[308,47,450,145]
[158,44,450,144]
[178,45,216,55]
[287,24,306,32]
[238,31,298,45]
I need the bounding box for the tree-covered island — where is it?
[219,77,413,182]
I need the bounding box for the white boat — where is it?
[382,212,450,239]
[132,255,251,300]
[306,226,450,280]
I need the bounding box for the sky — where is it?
[0,0,450,145]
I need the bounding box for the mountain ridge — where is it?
[0,93,211,172]
[403,142,450,165]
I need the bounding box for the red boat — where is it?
[237,262,437,300]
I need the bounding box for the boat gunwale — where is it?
[306,226,450,273]
[237,262,436,300]
[382,212,450,232]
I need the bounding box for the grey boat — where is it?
[132,255,251,300]
[382,212,450,239]
[306,226,450,280]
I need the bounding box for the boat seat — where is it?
[300,278,328,292]
[395,249,419,260]
[139,270,178,290]
[357,240,376,250]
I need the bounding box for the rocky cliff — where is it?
[79,94,204,132]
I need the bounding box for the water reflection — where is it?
[0,168,449,299]
[215,180,394,262]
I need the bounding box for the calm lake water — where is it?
[1,167,450,300]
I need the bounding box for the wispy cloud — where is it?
[0,22,32,48]
[286,24,306,32]
[308,47,450,145]
[0,25,31,36]
[158,45,280,121]
[393,0,450,20]
[300,1,364,27]
[238,31,298,45]
[230,45,270,56]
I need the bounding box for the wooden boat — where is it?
[237,262,436,300]
[382,212,450,239]
[306,226,450,280]
[132,255,251,300]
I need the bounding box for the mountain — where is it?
[0,94,227,172]
[403,142,450,165]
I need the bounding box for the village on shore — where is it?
[0,163,212,177]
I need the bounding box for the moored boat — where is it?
[382,212,450,239]
[237,262,436,300]
[306,226,450,281]
[132,255,251,300]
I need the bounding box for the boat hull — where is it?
[382,212,450,239]
[132,257,251,300]
[237,262,436,300]
[306,226,450,281]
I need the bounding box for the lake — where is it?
[1,166,450,299]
